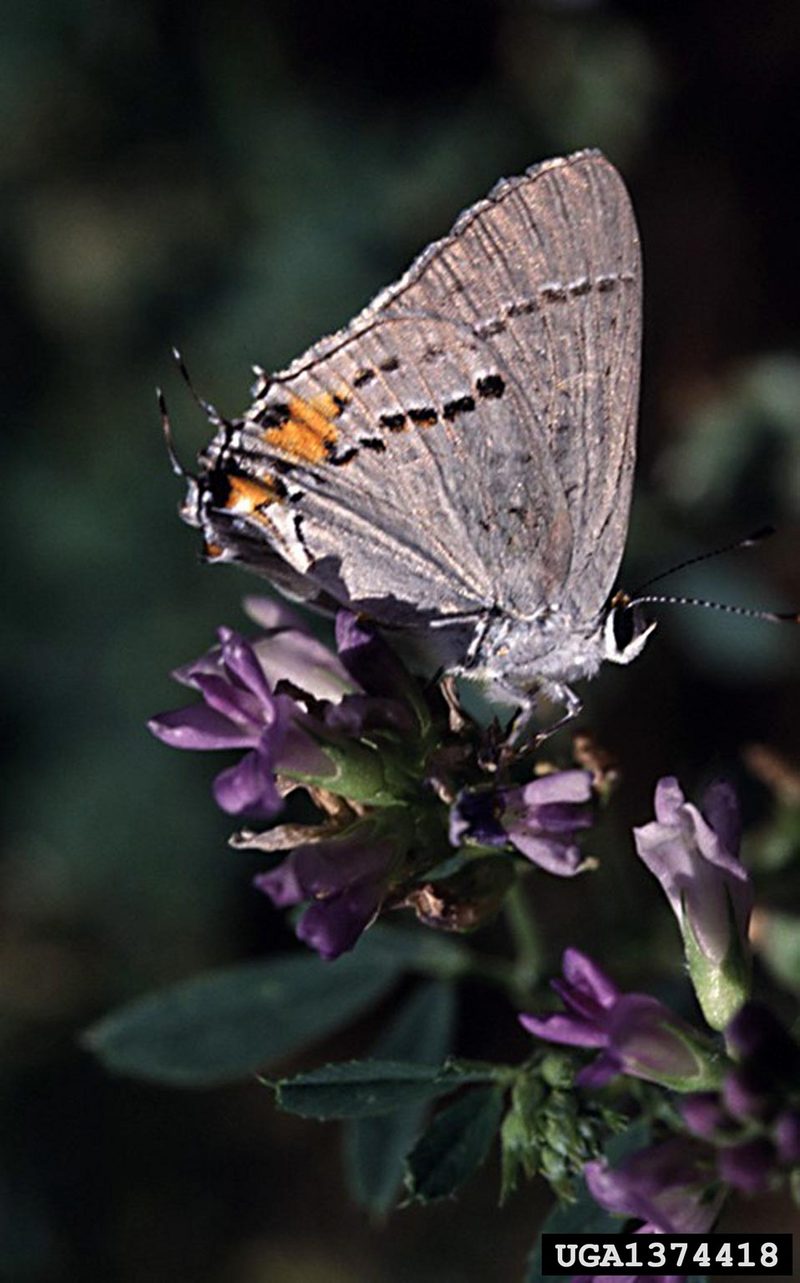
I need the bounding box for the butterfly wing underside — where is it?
[203,150,641,635]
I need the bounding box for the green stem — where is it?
[459,953,520,993]
[505,879,543,1000]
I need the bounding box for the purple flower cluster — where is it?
[150,599,599,960]
[148,585,794,1262]
[681,1002,800,1193]
[150,601,426,958]
[568,1003,800,1280]
[518,784,794,1270]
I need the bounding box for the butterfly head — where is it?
[602,591,658,666]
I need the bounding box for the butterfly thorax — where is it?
[466,605,605,692]
[465,598,655,701]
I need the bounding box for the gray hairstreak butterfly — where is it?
[167,149,653,732]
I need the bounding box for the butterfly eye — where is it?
[604,601,657,666]
[612,603,636,653]
[207,469,233,510]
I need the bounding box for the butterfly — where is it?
[168,149,653,731]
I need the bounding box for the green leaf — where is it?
[404,1084,505,1202]
[355,924,471,978]
[344,981,456,1215]
[83,930,410,1087]
[526,1121,650,1282]
[285,735,401,806]
[275,1057,493,1119]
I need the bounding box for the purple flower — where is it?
[148,601,426,820]
[680,1002,800,1195]
[571,1272,684,1283]
[583,1136,722,1235]
[722,1004,800,1123]
[333,611,419,704]
[725,1001,800,1071]
[678,1092,734,1140]
[722,1065,773,1123]
[717,1138,775,1194]
[633,776,752,1030]
[775,1110,800,1164]
[450,769,594,876]
[244,597,358,701]
[253,819,402,959]
[449,788,504,847]
[520,949,719,1090]
[570,1138,724,1282]
[148,620,331,817]
[571,1268,685,1283]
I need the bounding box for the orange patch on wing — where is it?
[224,474,280,515]
[204,540,224,559]
[263,388,348,463]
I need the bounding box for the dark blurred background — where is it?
[3,1,800,1279]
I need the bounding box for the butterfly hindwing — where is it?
[354,147,642,620]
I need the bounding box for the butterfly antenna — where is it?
[627,592,800,626]
[631,525,776,596]
[157,387,195,481]
[171,347,225,426]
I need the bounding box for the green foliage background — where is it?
[3,1,800,1278]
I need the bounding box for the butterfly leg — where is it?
[503,699,538,750]
[503,682,582,750]
[534,683,583,744]
[452,607,498,671]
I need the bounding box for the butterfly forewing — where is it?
[240,314,572,624]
